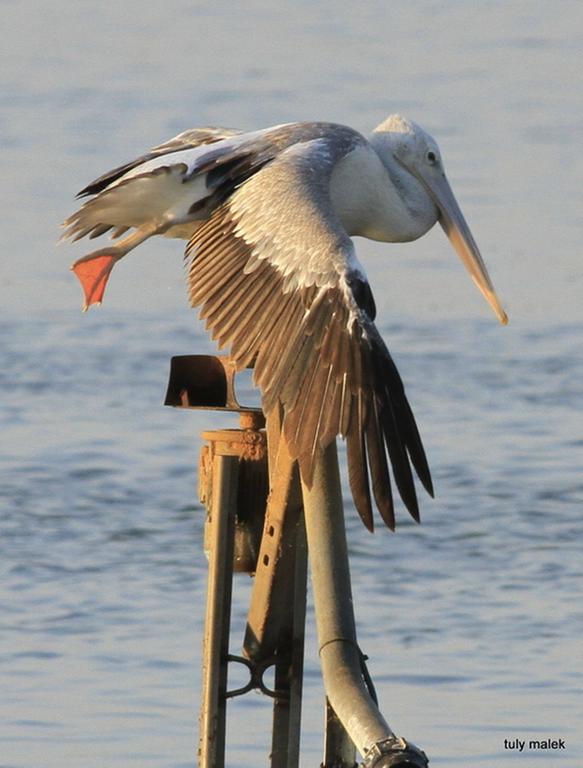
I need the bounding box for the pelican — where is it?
[63,115,507,531]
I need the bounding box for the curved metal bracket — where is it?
[225,654,289,701]
[164,354,263,414]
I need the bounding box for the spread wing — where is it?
[185,135,433,530]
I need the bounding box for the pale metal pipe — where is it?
[301,441,395,755]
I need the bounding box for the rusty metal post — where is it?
[244,408,305,659]
[244,408,308,768]
[198,450,238,768]
[197,418,268,768]
[269,513,307,768]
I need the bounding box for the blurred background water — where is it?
[1,1,582,766]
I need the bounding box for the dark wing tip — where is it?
[76,154,155,198]
[365,327,432,527]
[423,474,435,499]
[364,399,395,530]
[76,127,243,198]
[346,427,374,532]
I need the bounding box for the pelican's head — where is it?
[373,115,508,325]
[375,114,442,172]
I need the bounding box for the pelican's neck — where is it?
[329,137,438,243]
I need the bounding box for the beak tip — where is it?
[495,302,509,325]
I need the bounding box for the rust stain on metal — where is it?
[201,428,267,462]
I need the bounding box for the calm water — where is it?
[2,2,582,767]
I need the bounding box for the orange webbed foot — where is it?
[71,250,121,311]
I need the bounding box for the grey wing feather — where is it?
[77,126,242,198]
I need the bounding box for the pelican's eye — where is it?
[426,150,437,165]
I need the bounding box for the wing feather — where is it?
[346,392,374,531]
[365,397,395,529]
[77,127,242,198]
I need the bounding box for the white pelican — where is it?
[63,115,507,531]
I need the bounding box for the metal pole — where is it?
[324,699,358,768]
[301,441,392,752]
[301,442,428,768]
[199,453,239,768]
[269,513,307,768]
[246,408,308,768]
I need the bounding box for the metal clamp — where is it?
[362,736,429,768]
[225,654,289,701]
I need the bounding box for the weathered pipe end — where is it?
[363,737,429,768]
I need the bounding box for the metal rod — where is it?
[243,410,304,661]
[324,698,357,768]
[301,441,395,756]
[270,513,308,768]
[199,454,239,768]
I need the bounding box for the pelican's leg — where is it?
[71,223,163,311]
